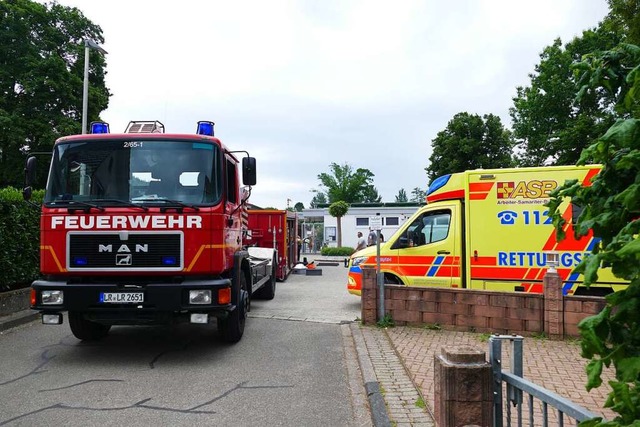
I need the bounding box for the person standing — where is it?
[355,232,367,251]
[367,228,377,246]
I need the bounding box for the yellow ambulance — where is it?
[347,165,626,296]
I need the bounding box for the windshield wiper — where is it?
[92,199,149,211]
[48,200,105,212]
[132,198,200,211]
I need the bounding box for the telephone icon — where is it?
[498,210,518,225]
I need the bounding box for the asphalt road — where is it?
[251,260,360,324]
[0,261,364,426]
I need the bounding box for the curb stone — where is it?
[0,309,39,333]
[350,323,392,427]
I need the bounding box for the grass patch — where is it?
[423,323,441,331]
[531,331,548,340]
[376,313,395,328]
[478,332,492,342]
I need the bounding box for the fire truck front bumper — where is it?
[30,278,236,325]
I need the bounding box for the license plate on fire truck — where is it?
[99,292,144,304]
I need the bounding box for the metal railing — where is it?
[489,335,601,427]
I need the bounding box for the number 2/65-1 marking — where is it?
[123,141,143,148]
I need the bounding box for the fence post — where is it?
[361,265,378,325]
[489,337,503,427]
[434,345,493,427]
[543,269,564,339]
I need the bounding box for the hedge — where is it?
[321,246,355,257]
[0,187,44,291]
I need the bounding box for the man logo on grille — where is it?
[116,254,132,266]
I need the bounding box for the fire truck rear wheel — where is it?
[218,273,248,343]
[254,256,277,300]
[68,311,111,341]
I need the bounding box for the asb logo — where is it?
[497,180,557,199]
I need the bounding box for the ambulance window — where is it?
[394,209,450,249]
[425,212,450,243]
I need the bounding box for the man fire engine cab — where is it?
[23,120,277,343]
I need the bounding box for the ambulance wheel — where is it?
[218,274,248,343]
[254,256,277,300]
[384,273,403,285]
[68,311,111,341]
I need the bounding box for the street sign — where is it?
[369,216,382,231]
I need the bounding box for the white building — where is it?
[300,203,422,250]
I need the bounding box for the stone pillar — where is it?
[434,346,493,427]
[543,269,564,339]
[361,265,378,325]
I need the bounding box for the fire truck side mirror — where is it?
[242,157,257,186]
[23,156,36,201]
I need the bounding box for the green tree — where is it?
[510,25,621,167]
[395,188,408,202]
[0,0,109,188]
[309,191,327,208]
[328,201,349,247]
[410,187,426,203]
[426,112,514,181]
[293,202,304,212]
[548,42,640,426]
[361,185,382,203]
[606,0,640,45]
[316,162,380,203]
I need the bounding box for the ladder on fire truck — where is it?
[125,120,165,133]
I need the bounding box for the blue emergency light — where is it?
[73,257,88,266]
[90,121,110,134]
[196,121,215,136]
[162,256,177,266]
[427,174,451,195]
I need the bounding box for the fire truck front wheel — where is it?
[68,311,111,341]
[218,273,248,343]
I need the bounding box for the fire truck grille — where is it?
[68,233,183,270]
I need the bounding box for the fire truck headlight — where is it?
[189,290,212,305]
[41,290,64,305]
[351,257,367,267]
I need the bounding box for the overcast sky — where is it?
[54,0,609,209]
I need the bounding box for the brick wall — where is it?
[361,266,607,338]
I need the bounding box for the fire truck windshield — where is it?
[44,139,221,206]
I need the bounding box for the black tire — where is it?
[383,273,403,285]
[218,273,248,343]
[68,311,111,341]
[254,256,277,300]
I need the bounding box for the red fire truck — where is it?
[22,120,277,343]
[245,209,298,281]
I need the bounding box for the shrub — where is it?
[0,187,43,290]
[320,246,354,257]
